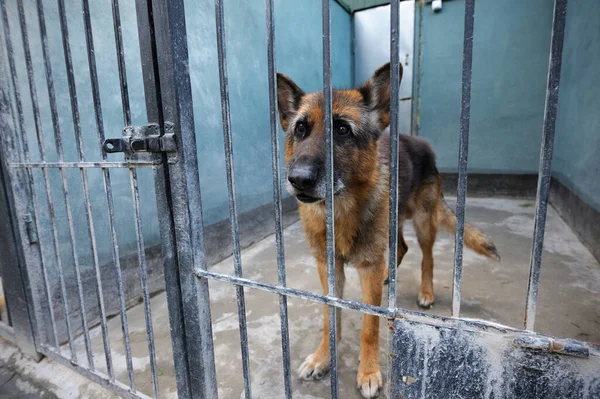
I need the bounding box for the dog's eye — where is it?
[295,122,307,137]
[336,123,351,137]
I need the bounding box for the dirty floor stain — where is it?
[8,198,599,398]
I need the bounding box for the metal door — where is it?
[0,0,213,397]
[354,1,415,135]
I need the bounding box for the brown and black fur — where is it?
[277,62,499,398]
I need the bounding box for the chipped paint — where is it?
[390,319,600,398]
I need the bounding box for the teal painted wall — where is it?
[415,0,554,173]
[553,0,600,211]
[187,0,353,226]
[0,0,352,272]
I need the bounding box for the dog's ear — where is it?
[277,73,304,131]
[358,62,403,129]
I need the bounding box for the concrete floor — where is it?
[2,198,599,398]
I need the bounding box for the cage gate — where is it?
[1,0,599,398]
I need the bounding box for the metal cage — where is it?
[0,0,599,398]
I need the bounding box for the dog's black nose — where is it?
[288,165,318,191]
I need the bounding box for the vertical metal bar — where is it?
[134,0,194,397]
[350,13,355,88]
[129,170,160,398]
[139,0,218,397]
[524,0,568,331]
[264,0,292,397]
[81,0,114,379]
[322,1,338,398]
[387,0,400,396]
[5,0,60,352]
[111,0,131,127]
[388,0,400,315]
[68,0,138,387]
[409,1,417,136]
[103,156,136,388]
[214,1,252,397]
[56,0,94,368]
[111,0,159,392]
[451,0,475,318]
[0,16,19,157]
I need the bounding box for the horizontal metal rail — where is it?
[194,268,539,336]
[9,161,160,168]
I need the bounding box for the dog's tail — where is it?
[436,198,500,261]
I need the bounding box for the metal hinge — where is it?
[24,213,38,244]
[102,123,177,155]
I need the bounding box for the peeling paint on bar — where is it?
[514,335,589,359]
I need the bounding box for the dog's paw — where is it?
[298,353,330,381]
[356,369,382,398]
[417,291,435,309]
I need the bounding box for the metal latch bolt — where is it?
[102,123,176,155]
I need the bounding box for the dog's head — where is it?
[277,62,402,204]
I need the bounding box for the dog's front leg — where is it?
[298,256,345,381]
[356,259,384,398]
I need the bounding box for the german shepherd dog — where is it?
[276,62,499,398]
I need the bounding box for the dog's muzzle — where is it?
[286,166,344,203]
